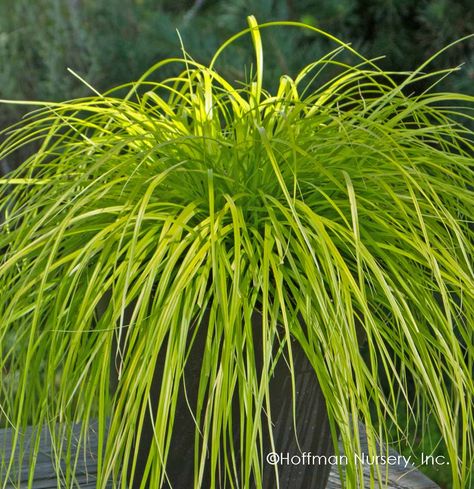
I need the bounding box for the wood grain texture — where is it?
[0,421,440,488]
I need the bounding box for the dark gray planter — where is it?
[108,307,334,489]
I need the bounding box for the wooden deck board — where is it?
[326,423,440,489]
[1,423,104,488]
[1,422,440,488]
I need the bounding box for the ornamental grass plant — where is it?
[0,17,473,489]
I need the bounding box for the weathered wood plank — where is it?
[0,422,440,488]
[327,424,440,489]
[1,422,107,488]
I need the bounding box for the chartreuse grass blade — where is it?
[0,15,473,489]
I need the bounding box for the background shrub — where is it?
[1,0,472,172]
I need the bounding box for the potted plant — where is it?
[1,16,472,489]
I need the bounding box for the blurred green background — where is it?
[0,1,472,487]
[1,0,472,174]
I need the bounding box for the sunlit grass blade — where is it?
[1,15,473,489]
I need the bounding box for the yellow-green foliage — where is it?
[1,17,473,489]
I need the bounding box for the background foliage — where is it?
[0,2,472,488]
[1,0,473,174]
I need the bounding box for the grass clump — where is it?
[0,17,473,489]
